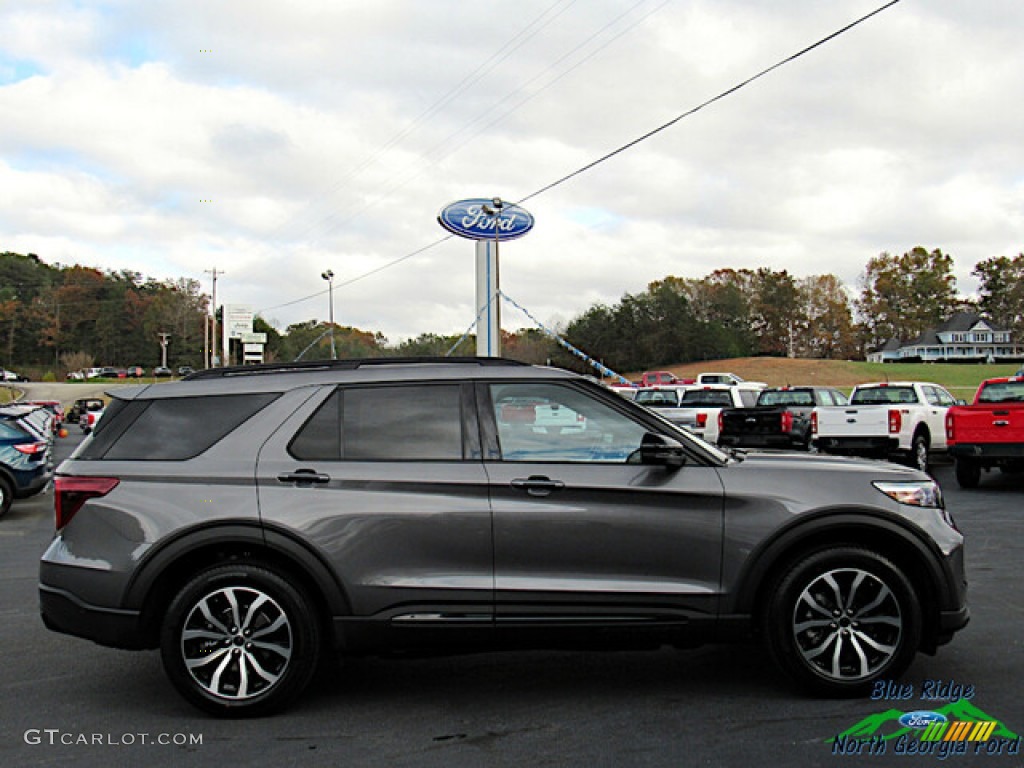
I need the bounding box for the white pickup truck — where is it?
[636,385,759,444]
[695,372,767,389]
[810,381,959,471]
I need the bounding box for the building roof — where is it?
[935,311,1005,334]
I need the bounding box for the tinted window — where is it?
[851,386,918,405]
[680,390,733,406]
[95,393,279,460]
[758,390,815,407]
[290,384,464,461]
[0,420,28,439]
[490,382,646,463]
[634,390,679,406]
[978,381,1024,403]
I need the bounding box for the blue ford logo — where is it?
[438,198,535,241]
[899,711,948,729]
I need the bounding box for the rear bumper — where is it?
[11,465,52,498]
[719,433,805,450]
[949,443,1024,460]
[813,436,899,455]
[39,584,148,650]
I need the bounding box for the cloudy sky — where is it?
[1,0,1021,343]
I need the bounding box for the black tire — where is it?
[764,547,922,696]
[160,564,321,717]
[0,475,12,517]
[906,433,929,473]
[955,459,981,489]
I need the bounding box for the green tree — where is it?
[973,254,1024,335]
[750,269,802,357]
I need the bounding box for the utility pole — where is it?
[158,332,171,368]
[204,268,223,368]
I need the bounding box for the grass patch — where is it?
[626,358,1021,396]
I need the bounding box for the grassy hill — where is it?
[627,358,1022,397]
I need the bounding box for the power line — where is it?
[246,0,580,255]
[259,0,901,317]
[520,0,902,205]
[271,0,655,254]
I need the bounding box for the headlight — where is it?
[872,480,944,509]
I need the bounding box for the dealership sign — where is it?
[438,198,534,241]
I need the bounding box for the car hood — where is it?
[725,448,926,480]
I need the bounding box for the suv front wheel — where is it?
[765,547,922,696]
[160,564,321,717]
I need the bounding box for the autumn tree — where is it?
[857,247,959,350]
[797,275,859,359]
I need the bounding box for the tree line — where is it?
[2,247,1022,377]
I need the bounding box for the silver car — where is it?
[40,358,968,716]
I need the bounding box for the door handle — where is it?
[277,469,331,486]
[510,476,565,497]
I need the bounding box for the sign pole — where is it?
[475,239,500,357]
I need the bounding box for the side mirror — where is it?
[640,432,686,469]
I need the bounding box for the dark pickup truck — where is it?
[718,386,848,451]
[945,375,1024,488]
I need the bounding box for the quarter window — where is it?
[92,393,280,460]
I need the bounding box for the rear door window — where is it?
[289,384,470,461]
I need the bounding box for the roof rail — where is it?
[183,356,526,380]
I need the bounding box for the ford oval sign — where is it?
[438,198,535,241]
[898,711,948,729]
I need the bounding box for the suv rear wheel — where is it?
[160,564,321,717]
[765,547,921,696]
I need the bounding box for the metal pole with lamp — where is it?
[321,270,336,359]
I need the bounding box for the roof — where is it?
[935,311,1003,333]
[112,358,581,400]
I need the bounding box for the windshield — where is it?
[680,390,734,406]
[758,390,815,407]
[851,386,918,405]
[977,381,1024,404]
[634,390,680,406]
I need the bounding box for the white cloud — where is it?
[1,0,1022,343]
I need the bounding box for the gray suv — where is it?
[39,358,968,716]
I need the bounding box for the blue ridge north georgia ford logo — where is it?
[437,198,535,241]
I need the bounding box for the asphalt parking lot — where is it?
[1,432,1021,768]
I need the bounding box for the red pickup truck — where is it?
[637,371,696,388]
[945,376,1024,488]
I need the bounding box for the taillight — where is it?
[945,413,955,442]
[780,412,794,433]
[888,409,902,434]
[717,412,724,432]
[811,411,818,435]
[696,413,708,428]
[14,442,47,455]
[55,476,120,530]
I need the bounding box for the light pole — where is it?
[480,197,504,357]
[321,269,336,359]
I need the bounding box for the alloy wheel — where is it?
[180,586,293,701]
[791,567,902,682]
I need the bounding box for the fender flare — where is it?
[727,508,954,616]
